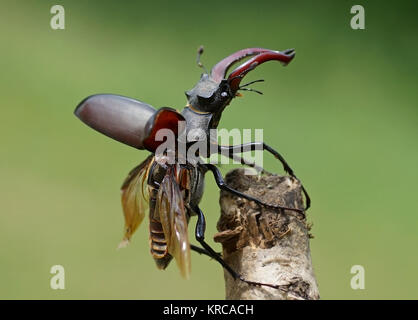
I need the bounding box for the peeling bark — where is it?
[214,169,319,300]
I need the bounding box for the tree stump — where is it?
[214,169,319,300]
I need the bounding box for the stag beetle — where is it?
[74,47,310,289]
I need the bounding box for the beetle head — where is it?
[185,74,233,114]
[185,47,295,116]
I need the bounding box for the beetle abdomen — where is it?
[149,218,173,269]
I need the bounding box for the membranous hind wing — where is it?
[156,166,191,279]
[119,155,154,248]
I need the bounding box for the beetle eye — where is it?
[221,92,228,97]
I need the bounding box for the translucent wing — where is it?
[156,166,191,278]
[118,155,154,248]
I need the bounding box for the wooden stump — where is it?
[214,169,319,300]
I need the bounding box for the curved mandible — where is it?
[227,49,295,93]
[210,48,272,83]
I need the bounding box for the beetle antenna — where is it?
[238,87,263,95]
[196,45,209,74]
[240,79,265,88]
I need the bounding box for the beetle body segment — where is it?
[180,106,214,145]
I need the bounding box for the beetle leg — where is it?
[190,244,218,258]
[192,205,287,290]
[227,153,269,175]
[218,143,311,210]
[202,163,305,216]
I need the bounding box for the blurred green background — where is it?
[0,0,417,299]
